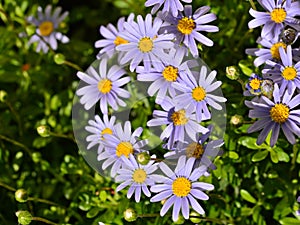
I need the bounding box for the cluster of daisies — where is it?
[245,0,300,147]
[76,0,226,222]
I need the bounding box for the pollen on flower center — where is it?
[116,141,133,158]
[192,86,206,101]
[282,67,297,80]
[138,37,153,53]
[249,78,262,90]
[177,17,195,35]
[98,79,112,94]
[270,103,289,124]
[171,109,188,126]
[39,21,54,36]
[186,142,204,159]
[114,36,129,46]
[132,169,147,184]
[172,177,191,197]
[270,42,287,59]
[270,8,286,23]
[162,66,178,82]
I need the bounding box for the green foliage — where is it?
[0,0,299,225]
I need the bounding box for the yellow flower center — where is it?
[132,169,147,184]
[162,66,178,82]
[116,141,133,158]
[177,17,195,35]
[98,79,112,94]
[39,21,54,36]
[270,103,289,124]
[114,36,129,46]
[270,8,286,23]
[192,86,206,101]
[282,67,297,80]
[100,127,113,140]
[138,37,153,53]
[270,42,287,60]
[171,109,188,126]
[172,177,191,197]
[186,142,204,159]
[249,78,262,90]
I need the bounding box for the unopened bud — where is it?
[189,211,202,223]
[230,115,243,126]
[136,152,151,165]
[0,90,7,103]
[123,208,137,222]
[261,79,274,99]
[15,189,28,203]
[54,53,65,65]
[37,125,50,137]
[16,210,32,225]
[226,66,240,80]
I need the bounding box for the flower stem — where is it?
[63,60,83,71]
[0,134,32,156]
[32,217,58,225]
[0,181,16,192]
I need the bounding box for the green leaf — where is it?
[275,148,290,162]
[228,151,239,159]
[279,217,300,225]
[240,189,257,203]
[99,190,107,202]
[238,60,253,76]
[252,150,268,162]
[270,149,279,163]
[86,207,100,218]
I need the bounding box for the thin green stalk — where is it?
[32,217,58,225]
[63,60,83,71]
[0,181,16,192]
[0,134,32,156]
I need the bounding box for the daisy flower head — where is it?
[95,14,134,59]
[159,5,219,57]
[76,57,131,114]
[173,65,227,122]
[245,83,300,147]
[147,96,209,149]
[27,5,69,53]
[245,37,288,67]
[248,0,300,40]
[116,14,174,72]
[145,0,192,17]
[245,74,263,96]
[98,121,148,177]
[164,125,224,172]
[115,154,159,202]
[85,114,116,154]
[150,156,214,221]
[136,46,193,103]
[263,45,300,95]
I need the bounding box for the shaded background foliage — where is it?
[0,0,299,224]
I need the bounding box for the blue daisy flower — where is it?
[150,156,214,221]
[95,14,134,58]
[98,121,148,177]
[164,125,224,172]
[27,5,69,53]
[85,114,116,154]
[245,74,263,95]
[116,14,174,72]
[76,57,131,114]
[263,45,300,95]
[159,5,219,57]
[172,65,226,122]
[145,0,192,17]
[245,84,300,147]
[147,96,209,149]
[115,154,159,202]
[136,47,193,103]
[248,0,300,40]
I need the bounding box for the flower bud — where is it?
[37,125,51,137]
[136,152,151,165]
[226,66,240,80]
[0,90,7,103]
[15,189,28,203]
[16,210,32,225]
[189,211,202,223]
[54,53,65,65]
[261,79,274,99]
[230,114,243,126]
[123,208,137,222]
